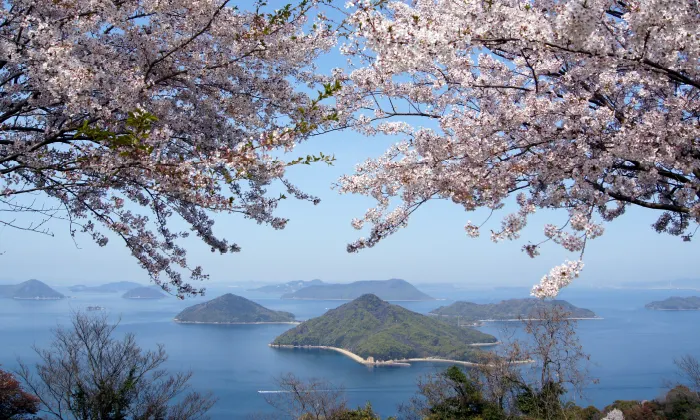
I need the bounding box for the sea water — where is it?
[0,286,699,418]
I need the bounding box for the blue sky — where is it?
[0,1,697,289]
[1,126,697,288]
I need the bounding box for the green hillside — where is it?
[122,287,165,299]
[430,298,596,321]
[0,279,65,300]
[645,296,700,310]
[174,294,295,323]
[272,294,496,362]
[281,279,434,301]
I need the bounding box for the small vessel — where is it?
[86,306,106,311]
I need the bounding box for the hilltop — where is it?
[122,287,165,299]
[248,279,324,295]
[0,279,65,300]
[272,294,496,364]
[645,296,700,310]
[70,281,143,293]
[281,279,434,301]
[430,299,596,322]
[174,294,295,324]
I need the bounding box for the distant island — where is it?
[645,296,700,310]
[122,287,166,299]
[281,279,435,301]
[0,279,65,300]
[271,294,496,366]
[429,298,597,322]
[70,281,143,293]
[248,279,324,295]
[174,294,296,324]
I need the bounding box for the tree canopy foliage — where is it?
[334,0,700,296]
[0,0,335,297]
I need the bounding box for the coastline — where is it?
[174,319,300,325]
[269,344,527,367]
[646,308,700,311]
[12,297,64,300]
[477,317,603,322]
[281,298,436,302]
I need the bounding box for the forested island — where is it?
[70,281,143,293]
[271,294,496,365]
[122,287,165,299]
[645,296,700,310]
[248,279,324,295]
[429,298,597,322]
[281,279,434,301]
[174,294,296,324]
[0,279,65,300]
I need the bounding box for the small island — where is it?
[271,294,496,366]
[0,279,65,300]
[122,287,166,299]
[248,279,325,295]
[429,298,597,323]
[174,294,296,324]
[281,278,435,301]
[645,296,700,310]
[70,281,143,293]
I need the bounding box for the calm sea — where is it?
[1,286,699,418]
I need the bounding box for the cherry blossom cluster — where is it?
[335,0,700,296]
[603,409,625,420]
[0,0,335,297]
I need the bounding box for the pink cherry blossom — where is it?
[334,0,700,296]
[0,0,336,298]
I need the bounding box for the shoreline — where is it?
[269,344,529,367]
[646,308,700,311]
[281,298,437,302]
[174,319,300,325]
[477,317,603,322]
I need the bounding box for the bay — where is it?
[1,286,699,418]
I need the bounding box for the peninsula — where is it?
[271,294,496,365]
[0,279,65,300]
[281,279,434,301]
[70,281,143,293]
[122,287,165,299]
[429,298,597,322]
[174,293,296,324]
[645,296,700,310]
[249,279,324,295]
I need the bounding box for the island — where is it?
[122,287,166,299]
[248,279,325,295]
[645,296,700,310]
[0,279,65,300]
[271,294,497,366]
[70,281,143,293]
[429,298,597,323]
[281,278,434,301]
[174,294,296,324]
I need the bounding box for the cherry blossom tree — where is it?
[334,0,700,296]
[0,0,336,297]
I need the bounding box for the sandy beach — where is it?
[174,319,300,325]
[269,344,529,367]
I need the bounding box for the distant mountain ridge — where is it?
[281,279,434,301]
[0,279,65,300]
[272,294,495,363]
[429,299,597,321]
[70,281,143,293]
[645,296,700,310]
[248,279,324,295]
[174,294,295,323]
[122,287,165,299]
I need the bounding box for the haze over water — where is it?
[1,285,699,419]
